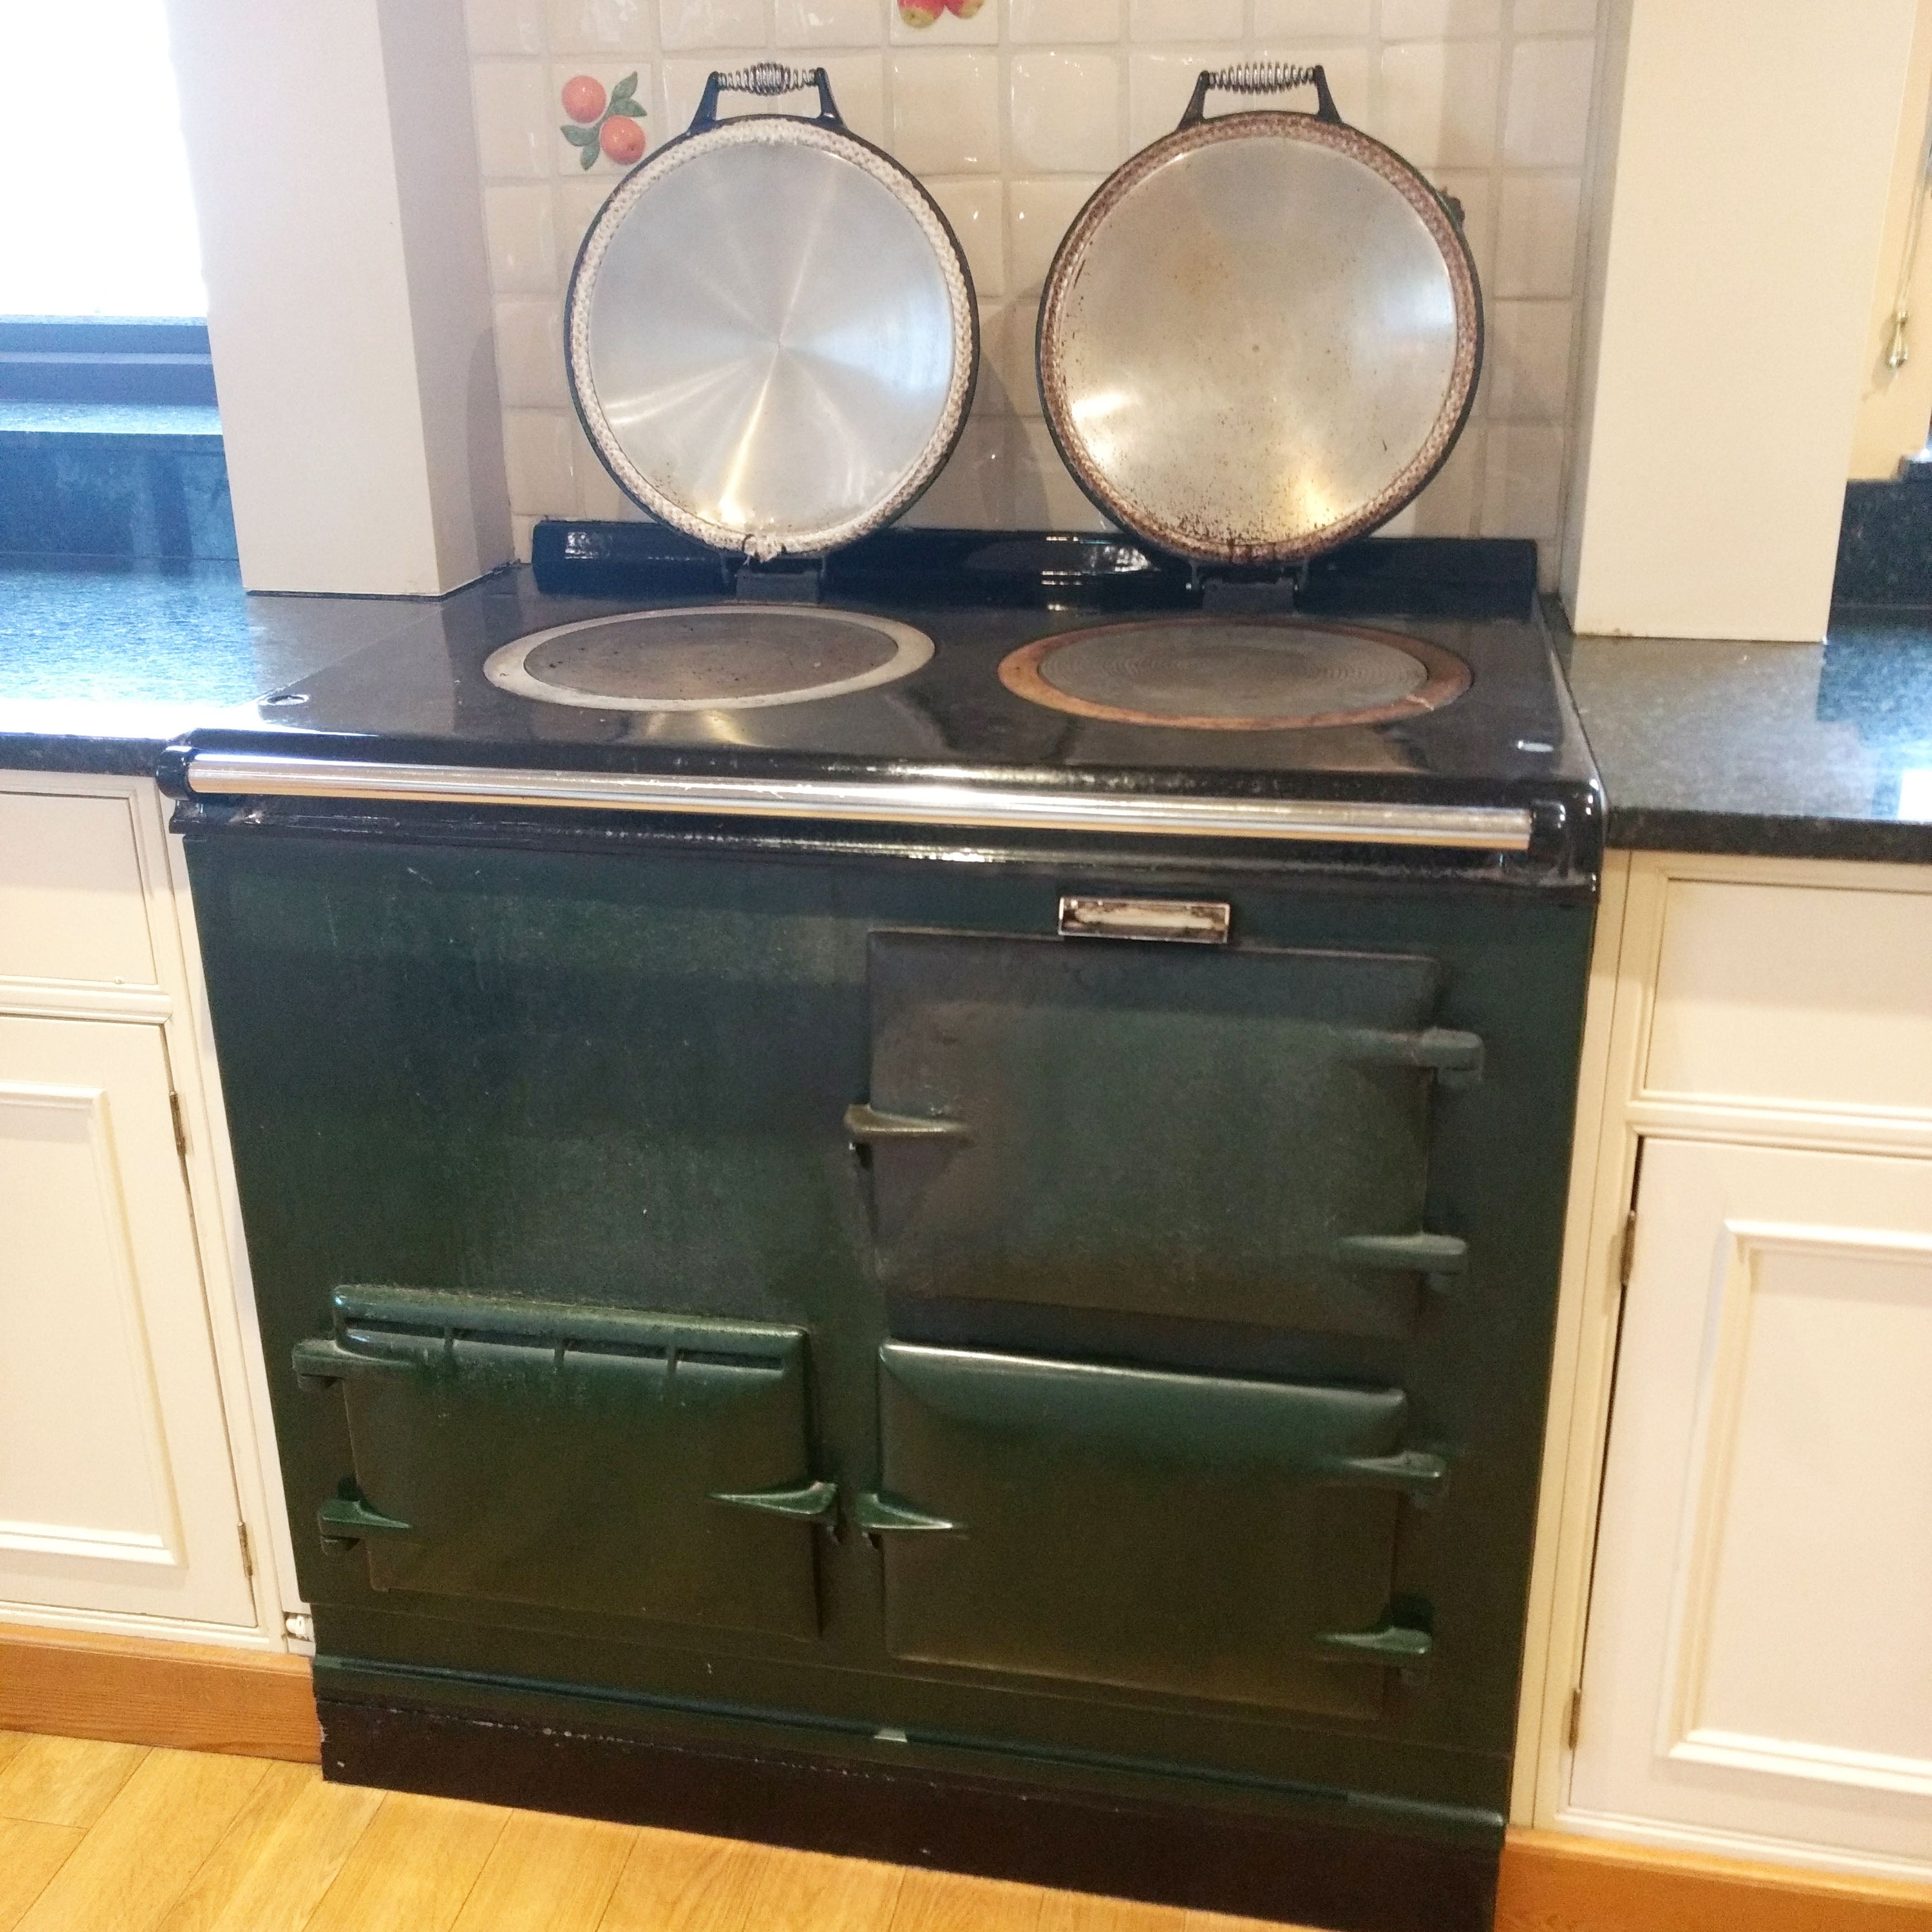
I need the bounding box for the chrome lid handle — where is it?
[692,61,843,132]
[1181,62,1341,128]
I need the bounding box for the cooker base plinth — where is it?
[315,1686,1500,1932]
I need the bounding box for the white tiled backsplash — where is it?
[466,0,1603,572]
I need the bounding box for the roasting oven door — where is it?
[849,930,1480,1337]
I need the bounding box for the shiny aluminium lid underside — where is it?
[1037,67,1483,567]
[566,66,977,562]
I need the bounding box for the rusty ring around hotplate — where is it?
[996,618,1473,732]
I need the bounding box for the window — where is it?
[0,0,206,319]
[0,0,214,405]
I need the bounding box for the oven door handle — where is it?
[1321,1448,1448,1503]
[1348,1026,1485,1087]
[844,1102,973,1145]
[854,1491,959,1533]
[708,1479,840,1526]
[316,1495,414,1554]
[1334,1231,1467,1292]
[1315,1623,1433,1669]
[292,1337,417,1391]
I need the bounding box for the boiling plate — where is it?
[484,605,934,712]
[998,618,1471,731]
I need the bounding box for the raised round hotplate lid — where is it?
[566,65,977,561]
[997,617,1470,731]
[484,605,935,712]
[1036,65,1482,567]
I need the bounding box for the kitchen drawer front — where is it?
[293,1287,829,1639]
[1645,879,1932,1117]
[868,1342,1441,1717]
[0,789,156,989]
[855,931,1475,1336]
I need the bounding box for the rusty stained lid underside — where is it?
[1036,112,1483,567]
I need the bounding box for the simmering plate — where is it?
[484,606,934,712]
[997,618,1470,731]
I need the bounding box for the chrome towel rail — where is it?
[182,752,1536,851]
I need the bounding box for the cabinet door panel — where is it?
[0,791,155,987]
[1645,880,1932,1117]
[0,1016,254,1625]
[1571,1139,1932,1866]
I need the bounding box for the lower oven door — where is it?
[854,930,1475,1336]
[293,1287,830,1640]
[865,1342,1442,1717]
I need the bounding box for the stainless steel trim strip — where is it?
[183,753,1536,851]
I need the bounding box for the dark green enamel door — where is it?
[854,932,1478,1334]
[866,1343,1442,1716]
[293,1287,830,1639]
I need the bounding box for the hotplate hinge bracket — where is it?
[734,556,825,603]
[1195,561,1309,615]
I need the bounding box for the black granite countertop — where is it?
[0,557,460,774]
[5,557,1929,866]
[1562,614,1932,864]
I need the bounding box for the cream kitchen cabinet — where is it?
[1518,849,1932,1883]
[0,772,298,1649]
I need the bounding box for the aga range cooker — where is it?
[167,60,1598,1932]
[167,527,1597,1932]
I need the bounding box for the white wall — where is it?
[1561,0,1920,641]
[1850,0,1932,481]
[165,0,511,595]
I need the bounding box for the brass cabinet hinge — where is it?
[1617,1207,1637,1290]
[238,1522,255,1579]
[169,1090,188,1159]
[1567,1686,1583,1749]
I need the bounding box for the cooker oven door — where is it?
[292,1287,830,1640]
[851,931,1478,1336]
[863,1343,1441,1717]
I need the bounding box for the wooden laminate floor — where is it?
[0,1730,1313,1932]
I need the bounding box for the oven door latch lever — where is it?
[292,1337,415,1392]
[853,1492,958,1535]
[316,1495,414,1555]
[1334,1230,1468,1294]
[844,1102,972,1145]
[1322,1448,1448,1505]
[708,1479,840,1526]
[1350,1026,1485,1087]
[1315,1623,1434,1673]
